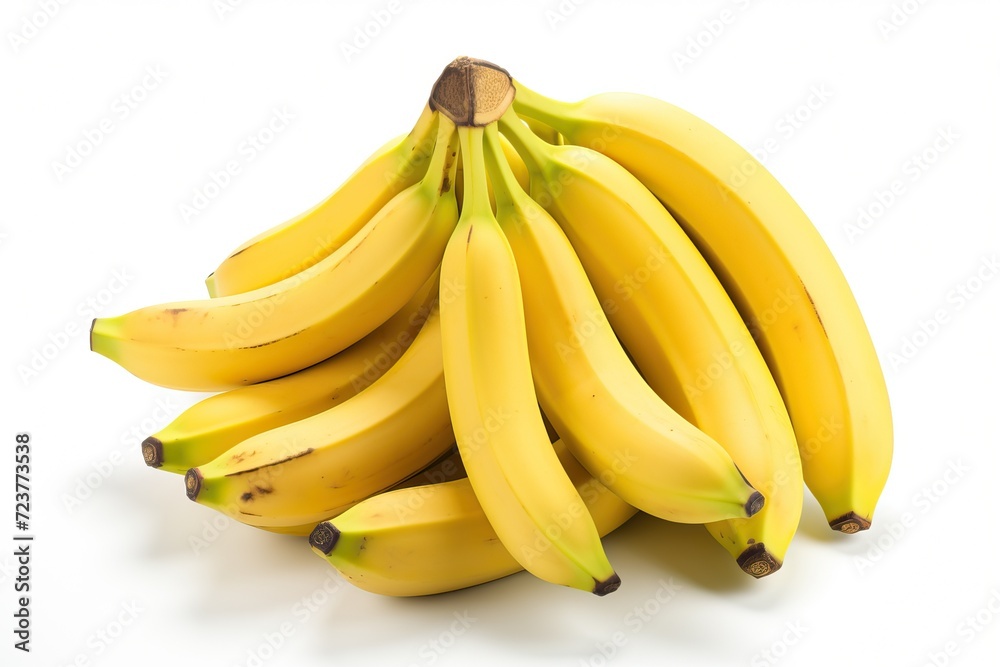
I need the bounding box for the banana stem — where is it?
[510,81,572,133]
[497,108,547,177]
[483,124,521,213]
[421,114,459,194]
[457,126,492,220]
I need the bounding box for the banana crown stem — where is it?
[497,107,550,179]
[483,123,521,213]
[510,81,572,131]
[420,114,459,196]
[457,126,492,220]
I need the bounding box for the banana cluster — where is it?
[91,57,892,597]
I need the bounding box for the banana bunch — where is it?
[91,57,892,597]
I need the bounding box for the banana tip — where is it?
[593,573,621,597]
[184,468,203,501]
[142,437,163,468]
[308,523,340,555]
[737,543,782,578]
[745,491,765,517]
[830,512,871,534]
[88,318,96,351]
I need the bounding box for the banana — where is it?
[183,300,454,530]
[512,84,892,533]
[254,446,467,537]
[91,115,460,391]
[486,121,766,527]
[206,104,438,297]
[310,439,637,596]
[143,272,439,474]
[439,123,619,595]
[497,112,800,575]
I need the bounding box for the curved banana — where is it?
[206,105,438,297]
[497,114,800,574]
[256,446,467,537]
[487,121,765,527]
[91,116,460,391]
[512,84,892,533]
[143,272,439,474]
[183,302,454,530]
[439,124,619,596]
[309,439,637,596]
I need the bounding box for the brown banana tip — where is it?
[830,512,871,534]
[745,491,765,517]
[184,468,203,501]
[89,318,96,351]
[309,523,340,556]
[141,437,163,468]
[737,543,782,578]
[593,573,621,597]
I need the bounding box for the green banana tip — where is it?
[737,543,782,579]
[184,468,203,501]
[142,437,163,468]
[308,522,340,555]
[593,573,622,597]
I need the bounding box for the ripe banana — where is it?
[184,301,454,530]
[512,84,892,533]
[309,439,637,597]
[91,115,460,391]
[143,272,439,474]
[256,446,467,537]
[206,104,438,297]
[439,123,619,596]
[486,121,766,527]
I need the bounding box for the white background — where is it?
[2,1,999,666]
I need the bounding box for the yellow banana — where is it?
[439,123,619,596]
[255,446,467,537]
[183,302,454,530]
[513,84,891,533]
[143,272,439,474]
[91,116,460,391]
[310,440,637,597]
[206,104,438,297]
[487,120,765,527]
